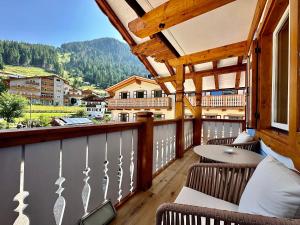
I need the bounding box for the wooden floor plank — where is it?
[111,149,199,225]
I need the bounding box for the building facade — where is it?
[64,83,83,106]
[9,75,66,105]
[81,94,107,119]
[106,76,174,122]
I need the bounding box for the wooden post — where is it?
[175,65,185,158]
[193,76,202,145]
[136,112,153,191]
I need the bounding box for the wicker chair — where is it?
[207,136,260,152]
[156,163,299,225]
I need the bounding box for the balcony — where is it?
[187,94,246,108]
[0,116,244,225]
[108,97,172,110]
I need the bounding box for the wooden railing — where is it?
[187,94,246,107]
[108,97,172,109]
[0,115,246,224]
[201,118,246,144]
[0,123,141,225]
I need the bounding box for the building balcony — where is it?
[187,94,246,108]
[108,97,172,110]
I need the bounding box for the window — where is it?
[152,90,163,98]
[119,92,129,99]
[134,90,147,98]
[154,114,165,120]
[118,113,129,122]
[272,7,289,130]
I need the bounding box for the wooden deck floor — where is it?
[111,149,199,225]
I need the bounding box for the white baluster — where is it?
[82,137,91,216]
[103,134,109,201]
[130,130,135,192]
[13,146,30,225]
[118,133,123,202]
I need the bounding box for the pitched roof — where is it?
[105,75,158,93]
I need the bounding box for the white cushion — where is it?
[232,132,253,144]
[239,156,300,218]
[175,187,238,212]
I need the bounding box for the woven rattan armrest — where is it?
[207,137,236,145]
[156,203,299,225]
[185,163,257,204]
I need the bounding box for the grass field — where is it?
[1,65,54,77]
[25,105,83,113]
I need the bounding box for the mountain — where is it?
[61,38,148,88]
[0,38,148,89]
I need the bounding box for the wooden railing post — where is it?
[175,65,185,158]
[193,76,202,146]
[136,112,153,191]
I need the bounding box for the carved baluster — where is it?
[82,137,91,216]
[161,139,164,167]
[53,141,66,225]
[13,146,29,225]
[156,140,159,171]
[118,132,123,202]
[129,130,135,192]
[103,134,109,201]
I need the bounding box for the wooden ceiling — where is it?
[97,0,267,93]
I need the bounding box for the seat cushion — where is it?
[175,187,238,212]
[239,156,300,218]
[232,131,253,144]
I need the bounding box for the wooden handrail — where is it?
[0,122,143,148]
[153,119,178,126]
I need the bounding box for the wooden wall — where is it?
[251,0,300,169]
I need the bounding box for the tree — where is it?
[0,54,3,69]
[0,78,7,93]
[0,92,27,128]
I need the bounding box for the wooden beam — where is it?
[125,0,180,58]
[235,56,243,89]
[156,64,247,83]
[186,63,246,79]
[128,0,236,38]
[168,41,247,66]
[95,0,171,95]
[188,64,195,73]
[175,65,185,158]
[246,0,268,53]
[193,75,202,145]
[165,62,175,76]
[213,61,219,90]
[184,97,196,116]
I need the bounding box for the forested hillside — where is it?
[0,41,62,73]
[0,38,148,88]
[61,38,148,88]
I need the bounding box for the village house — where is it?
[106,75,173,121]
[7,74,86,106]
[81,93,108,119]
[63,83,83,106]
[106,75,246,122]
[8,75,65,105]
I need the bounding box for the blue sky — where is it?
[0,0,123,46]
